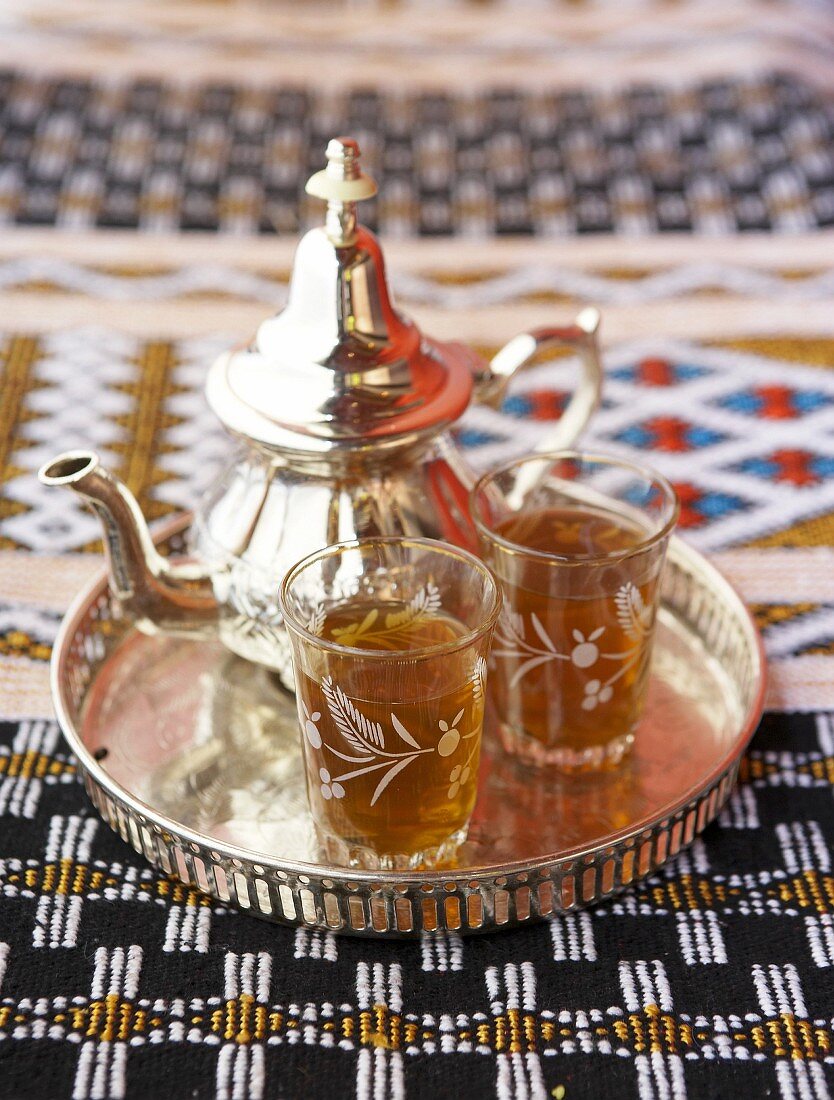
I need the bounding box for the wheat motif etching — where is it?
[300,677,481,808]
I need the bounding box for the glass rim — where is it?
[279,535,502,659]
[470,449,680,566]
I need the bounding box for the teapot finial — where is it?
[305,136,378,247]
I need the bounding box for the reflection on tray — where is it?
[82,603,740,870]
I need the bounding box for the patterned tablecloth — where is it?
[2,3,834,1098]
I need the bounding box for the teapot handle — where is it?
[472,306,603,450]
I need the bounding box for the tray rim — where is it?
[52,512,767,887]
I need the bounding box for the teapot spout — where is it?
[39,451,218,635]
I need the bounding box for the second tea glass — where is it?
[471,452,679,770]
[279,537,501,869]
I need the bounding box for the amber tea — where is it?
[473,454,678,770]
[280,537,500,870]
[491,506,659,763]
[294,600,486,864]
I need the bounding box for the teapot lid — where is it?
[206,137,475,452]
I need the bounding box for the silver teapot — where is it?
[40,137,603,675]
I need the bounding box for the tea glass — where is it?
[279,537,501,869]
[471,451,679,770]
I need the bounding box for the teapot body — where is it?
[190,432,481,676]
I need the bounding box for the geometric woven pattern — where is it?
[4,325,834,557]
[4,258,834,307]
[0,329,231,553]
[2,712,834,1098]
[1,69,833,236]
[542,340,834,553]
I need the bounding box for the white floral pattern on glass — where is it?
[447,763,471,800]
[473,655,488,701]
[493,583,652,705]
[306,604,326,637]
[570,627,605,668]
[319,767,345,800]
[437,710,463,757]
[582,679,614,711]
[301,700,322,749]
[301,675,481,808]
[615,582,653,639]
[492,608,569,689]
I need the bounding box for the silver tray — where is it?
[52,516,765,937]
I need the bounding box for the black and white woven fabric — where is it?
[2,712,834,1098]
[1,69,832,235]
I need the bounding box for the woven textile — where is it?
[3,2,834,1097]
[7,327,834,556]
[1,712,834,1100]
[1,69,832,236]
